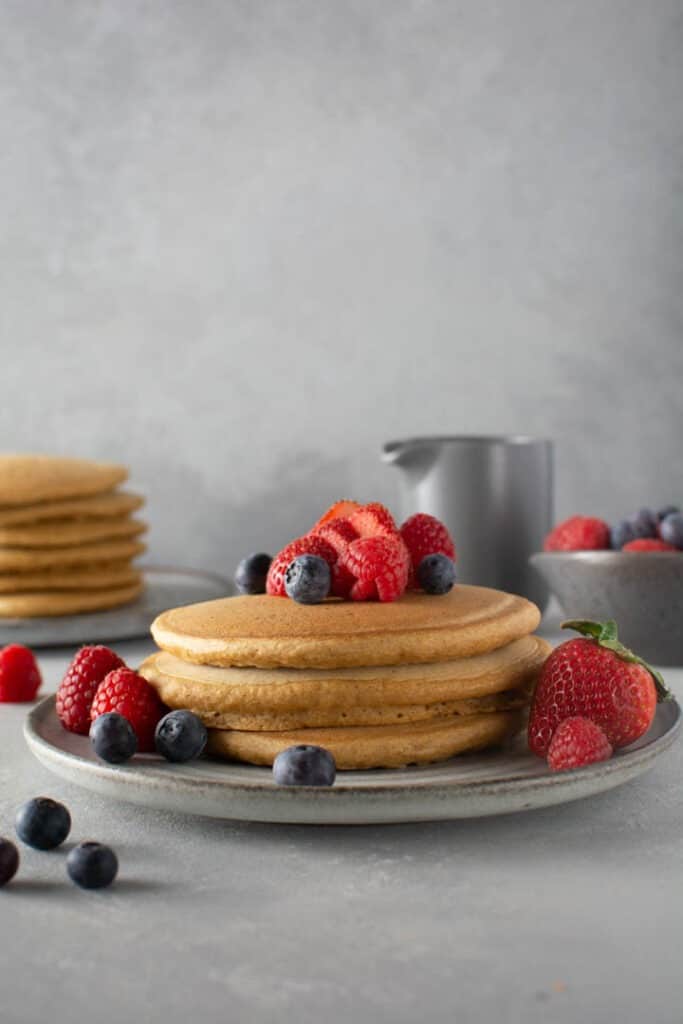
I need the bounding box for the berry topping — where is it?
[90,668,166,753]
[622,538,679,552]
[400,513,456,578]
[235,553,273,595]
[272,744,336,786]
[311,517,359,597]
[15,797,71,850]
[528,619,664,757]
[312,500,361,530]
[544,516,611,552]
[0,644,41,703]
[90,712,138,764]
[66,842,118,890]
[155,710,208,763]
[0,838,19,886]
[349,502,399,539]
[611,509,659,549]
[266,535,337,597]
[659,512,683,549]
[56,645,126,734]
[339,534,410,602]
[417,554,457,595]
[285,555,331,604]
[547,717,613,772]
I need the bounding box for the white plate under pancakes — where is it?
[25,696,681,825]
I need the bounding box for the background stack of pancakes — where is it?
[142,587,551,769]
[0,454,146,617]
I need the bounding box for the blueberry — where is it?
[15,797,71,850]
[66,841,118,890]
[0,838,19,886]
[284,555,331,604]
[272,745,336,787]
[155,710,208,763]
[660,512,683,549]
[235,553,272,595]
[90,712,137,764]
[630,507,659,539]
[658,505,680,523]
[417,553,457,595]
[611,519,637,549]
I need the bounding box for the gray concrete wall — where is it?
[1,1,681,574]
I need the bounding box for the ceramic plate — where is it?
[0,567,231,647]
[25,697,681,825]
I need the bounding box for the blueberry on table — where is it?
[660,513,683,549]
[235,553,273,595]
[0,838,19,886]
[417,553,457,595]
[284,555,331,604]
[15,797,71,850]
[155,710,208,763]
[90,712,137,764]
[273,745,336,787]
[66,842,118,890]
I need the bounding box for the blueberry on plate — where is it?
[272,745,336,787]
[417,553,457,595]
[66,842,118,890]
[235,553,272,595]
[155,710,208,763]
[90,712,137,764]
[284,555,331,604]
[0,838,19,886]
[15,797,71,850]
[660,512,683,549]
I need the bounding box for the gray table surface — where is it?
[1,628,682,1024]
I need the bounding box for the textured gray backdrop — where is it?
[1,1,681,575]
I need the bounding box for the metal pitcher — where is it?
[382,435,553,608]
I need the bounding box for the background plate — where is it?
[25,696,681,825]
[0,567,230,647]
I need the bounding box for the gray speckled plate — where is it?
[25,697,681,825]
[0,567,231,647]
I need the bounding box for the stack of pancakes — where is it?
[0,454,146,617]
[141,586,550,769]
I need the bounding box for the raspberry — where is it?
[91,668,166,752]
[400,513,456,583]
[0,644,41,703]
[312,500,361,531]
[266,536,338,597]
[56,645,125,734]
[349,502,399,539]
[339,535,410,602]
[547,716,613,772]
[312,517,359,598]
[544,516,611,552]
[622,538,679,552]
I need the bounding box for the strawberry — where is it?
[400,513,456,586]
[528,619,667,756]
[312,517,359,598]
[622,538,679,552]
[91,667,166,752]
[266,535,338,597]
[547,717,613,772]
[544,516,611,552]
[339,535,410,602]
[349,502,399,539]
[0,645,41,703]
[56,645,126,734]
[312,500,361,531]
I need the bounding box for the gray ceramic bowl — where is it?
[530,551,683,666]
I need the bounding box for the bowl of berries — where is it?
[530,506,683,665]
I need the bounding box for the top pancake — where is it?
[151,586,542,669]
[0,455,127,506]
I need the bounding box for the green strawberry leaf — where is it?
[561,619,671,701]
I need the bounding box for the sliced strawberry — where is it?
[312,500,361,531]
[266,535,338,597]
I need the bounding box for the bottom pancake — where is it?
[0,580,143,618]
[207,710,522,769]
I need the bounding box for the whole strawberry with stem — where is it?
[528,619,669,757]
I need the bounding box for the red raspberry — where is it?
[399,514,456,585]
[339,535,410,602]
[622,538,679,552]
[56,645,126,734]
[90,667,166,752]
[312,500,361,531]
[0,644,41,703]
[266,535,338,597]
[349,502,399,539]
[544,516,610,552]
[312,517,359,598]
[547,717,613,772]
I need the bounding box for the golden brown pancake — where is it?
[0,517,147,549]
[0,562,141,593]
[150,586,541,669]
[0,580,143,618]
[0,455,127,506]
[0,539,145,571]
[0,491,144,526]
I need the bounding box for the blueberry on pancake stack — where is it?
[0,454,146,617]
[140,502,550,770]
